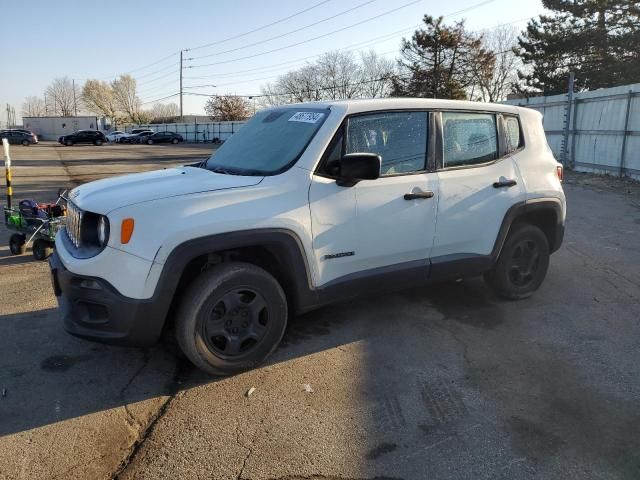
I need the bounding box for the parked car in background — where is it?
[2,128,36,136]
[106,131,128,143]
[59,130,108,146]
[144,132,183,144]
[0,130,38,145]
[131,128,154,135]
[120,131,154,144]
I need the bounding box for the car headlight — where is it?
[97,215,110,247]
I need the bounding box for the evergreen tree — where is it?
[516,0,640,94]
[392,15,493,99]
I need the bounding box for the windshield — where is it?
[205,107,329,175]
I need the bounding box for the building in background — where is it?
[22,116,110,140]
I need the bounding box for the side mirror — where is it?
[337,153,381,187]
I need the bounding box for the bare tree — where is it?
[359,50,395,98]
[135,110,153,125]
[21,96,47,117]
[470,26,521,102]
[112,74,143,122]
[45,77,78,116]
[205,95,251,121]
[150,103,179,123]
[82,80,119,119]
[317,51,362,99]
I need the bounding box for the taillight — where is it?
[556,165,563,182]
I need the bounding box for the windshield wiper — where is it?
[208,165,240,175]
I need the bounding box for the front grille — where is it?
[66,201,83,248]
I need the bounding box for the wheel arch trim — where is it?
[492,197,564,259]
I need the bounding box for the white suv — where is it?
[49,99,565,375]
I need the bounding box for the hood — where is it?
[69,166,264,214]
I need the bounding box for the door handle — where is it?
[404,191,434,200]
[493,179,517,188]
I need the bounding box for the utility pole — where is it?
[179,50,183,122]
[72,79,78,116]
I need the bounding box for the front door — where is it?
[309,110,438,286]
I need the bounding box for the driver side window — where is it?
[346,111,428,176]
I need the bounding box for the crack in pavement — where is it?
[119,349,150,430]
[236,420,253,480]
[111,353,194,479]
[111,393,180,480]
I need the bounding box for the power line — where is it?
[181,0,501,94]
[184,71,409,99]
[184,49,398,90]
[137,68,180,87]
[140,92,180,105]
[187,0,379,61]
[187,0,425,69]
[183,27,418,81]
[138,79,180,96]
[74,52,179,82]
[186,0,332,52]
[135,62,180,80]
[126,52,180,75]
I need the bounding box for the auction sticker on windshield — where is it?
[288,112,325,123]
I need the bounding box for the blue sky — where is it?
[1,0,546,122]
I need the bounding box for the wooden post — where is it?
[2,138,12,210]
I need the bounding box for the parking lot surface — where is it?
[0,142,639,479]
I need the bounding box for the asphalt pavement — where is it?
[0,142,638,480]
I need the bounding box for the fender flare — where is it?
[492,198,565,259]
[152,229,317,323]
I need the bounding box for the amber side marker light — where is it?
[556,165,564,182]
[121,218,135,244]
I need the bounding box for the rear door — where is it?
[432,111,526,259]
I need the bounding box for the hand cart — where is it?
[4,193,67,261]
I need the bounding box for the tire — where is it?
[65,139,73,146]
[32,239,54,261]
[9,234,26,255]
[147,139,153,145]
[171,138,179,144]
[22,140,29,146]
[484,223,550,300]
[176,262,288,376]
[94,139,103,146]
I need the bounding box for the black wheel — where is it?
[176,262,288,376]
[32,239,54,261]
[65,139,73,146]
[22,140,29,146]
[94,139,103,146]
[485,223,549,299]
[147,139,153,145]
[171,138,179,144]
[9,234,26,255]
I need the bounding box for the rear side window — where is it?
[503,116,522,154]
[442,112,498,168]
[346,111,428,176]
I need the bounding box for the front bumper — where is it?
[49,251,166,347]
